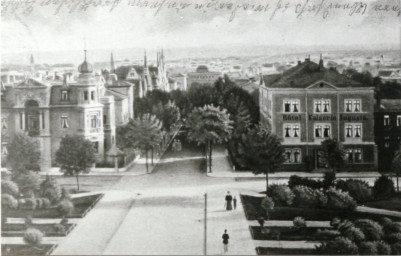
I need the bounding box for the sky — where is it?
[1,0,400,55]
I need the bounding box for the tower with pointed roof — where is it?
[110,52,115,74]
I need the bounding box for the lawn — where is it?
[365,196,401,212]
[250,226,336,241]
[3,194,104,219]
[256,247,319,255]
[2,223,75,237]
[1,244,56,256]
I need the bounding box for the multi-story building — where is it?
[260,57,377,171]
[187,65,222,89]
[375,99,401,171]
[1,51,134,170]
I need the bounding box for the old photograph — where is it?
[1,0,401,255]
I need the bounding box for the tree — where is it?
[14,171,41,198]
[187,85,219,108]
[7,133,41,174]
[55,135,96,192]
[320,138,346,175]
[238,126,285,192]
[392,150,401,192]
[185,105,233,173]
[152,101,181,133]
[260,196,274,220]
[117,114,163,172]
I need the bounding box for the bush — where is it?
[342,226,366,243]
[14,172,41,197]
[316,229,341,239]
[358,241,378,255]
[61,187,71,200]
[20,198,37,210]
[336,179,373,203]
[330,217,342,228]
[384,222,401,235]
[292,185,327,208]
[293,216,306,228]
[391,242,401,255]
[36,198,43,209]
[53,223,66,233]
[57,199,74,217]
[380,217,393,226]
[41,197,50,208]
[25,215,33,227]
[260,196,274,219]
[373,175,395,199]
[267,184,294,206]
[385,233,401,244]
[1,180,19,197]
[40,176,62,204]
[60,217,69,226]
[316,237,359,255]
[1,194,18,209]
[325,187,357,210]
[323,172,336,189]
[354,219,384,241]
[288,175,323,190]
[23,228,43,246]
[374,241,391,255]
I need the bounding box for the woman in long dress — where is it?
[225,191,233,211]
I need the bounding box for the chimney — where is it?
[319,54,324,70]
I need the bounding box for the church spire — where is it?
[30,54,34,66]
[110,52,115,73]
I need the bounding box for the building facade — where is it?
[260,58,378,171]
[1,52,134,171]
[187,65,222,89]
[375,99,401,171]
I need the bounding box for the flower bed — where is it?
[256,247,319,255]
[1,244,55,256]
[3,194,104,219]
[1,223,75,237]
[241,194,401,221]
[250,226,335,241]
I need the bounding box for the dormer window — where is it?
[61,90,69,101]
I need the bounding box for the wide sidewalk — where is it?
[207,146,382,179]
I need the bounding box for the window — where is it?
[1,144,7,155]
[283,124,300,138]
[61,90,69,101]
[93,142,99,154]
[283,100,300,113]
[345,123,362,139]
[315,124,331,138]
[1,118,8,130]
[397,115,401,127]
[284,148,302,164]
[91,91,95,101]
[346,148,363,163]
[60,116,69,129]
[384,115,390,126]
[345,99,362,112]
[90,115,98,128]
[84,91,89,101]
[322,100,331,113]
[314,100,322,113]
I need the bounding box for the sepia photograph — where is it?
[1,0,401,255]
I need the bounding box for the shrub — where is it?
[41,197,50,208]
[61,187,71,200]
[60,217,69,226]
[316,229,341,239]
[25,215,33,227]
[323,172,336,189]
[14,172,41,197]
[336,179,373,203]
[267,184,294,206]
[385,233,401,244]
[292,185,327,208]
[343,226,366,243]
[20,198,37,210]
[373,175,395,199]
[53,223,66,233]
[260,196,274,219]
[330,217,342,228]
[293,217,306,228]
[288,175,323,189]
[35,198,43,209]
[1,194,18,209]
[380,217,393,226]
[23,228,43,247]
[1,180,19,197]
[359,241,378,255]
[354,219,384,241]
[384,222,401,235]
[57,199,74,217]
[374,241,391,255]
[43,188,62,205]
[391,242,401,255]
[325,187,357,210]
[316,237,358,255]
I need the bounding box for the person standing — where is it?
[224,191,233,211]
[222,229,229,254]
[233,196,237,210]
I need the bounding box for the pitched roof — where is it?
[262,60,365,89]
[105,88,128,100]
[15,78,49,87]
[380,99,401,112]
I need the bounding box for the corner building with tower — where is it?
[259,57,378,171]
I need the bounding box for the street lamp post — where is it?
[204,193,207,256]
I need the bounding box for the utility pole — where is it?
[204,193,207,256]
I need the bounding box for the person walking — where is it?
[222,229,229,254]
[233,196,237,210]
[224,191,233,211]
